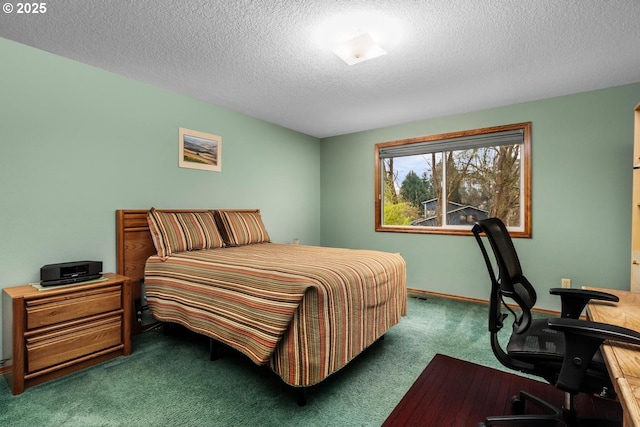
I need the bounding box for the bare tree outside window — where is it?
[375,123,531,237]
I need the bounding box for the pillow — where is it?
[176,211,225,251]
[148,209,187,258]
[147,208,224,258]
[214,210,271,246]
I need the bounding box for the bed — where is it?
[116,208,407,400]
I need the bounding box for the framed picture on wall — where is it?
[178,127,222,172]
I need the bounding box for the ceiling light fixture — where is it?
[316,11,402,66]
[332,32,387,65]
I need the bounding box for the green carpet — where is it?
[0,296,529,426]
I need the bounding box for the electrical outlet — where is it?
[561,278,571,288]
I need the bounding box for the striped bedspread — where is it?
[144,243,407,386]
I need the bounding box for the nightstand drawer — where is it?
[25,316,122,373]
[26,285,122,329]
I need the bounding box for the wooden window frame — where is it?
[374,122,532,237]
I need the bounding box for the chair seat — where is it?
[506,318,612,394]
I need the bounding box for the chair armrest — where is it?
[549,288,619,302]
[548,318,640,345]
[547,317,640,393]
[549,288,619,319]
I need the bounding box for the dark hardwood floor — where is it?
[382,354,622,427]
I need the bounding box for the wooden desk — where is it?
[585,287,640,427]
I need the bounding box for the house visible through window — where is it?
[374,122,531,237]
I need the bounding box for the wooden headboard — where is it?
[116,209,156,333]
[116,210,153,284]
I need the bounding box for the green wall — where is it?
[0,38,321,356]
[320,83,640,311]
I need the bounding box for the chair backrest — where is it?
[472,218,537,335]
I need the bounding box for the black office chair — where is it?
[472,217,640,427]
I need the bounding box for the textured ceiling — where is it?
[1,0,640,138]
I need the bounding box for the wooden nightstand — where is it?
[2,273,131,395]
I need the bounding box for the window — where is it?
[374,122,531,237]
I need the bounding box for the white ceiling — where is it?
[1,0,640,138]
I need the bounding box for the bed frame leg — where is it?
[296,387,307,406]
[209,338,219,361]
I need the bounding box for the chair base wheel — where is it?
[511,395,525,413]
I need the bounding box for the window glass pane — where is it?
[383,154,442,226]
[449,145,521,227]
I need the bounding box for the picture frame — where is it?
[178,127,222,172]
